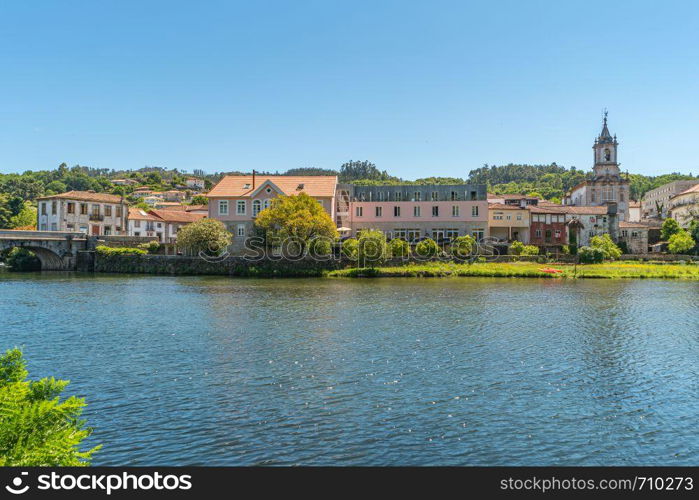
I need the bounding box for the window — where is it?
[378,192,384,201]
[92,205,100,216]
[236,200,246,215]
[431,191,439,201]
[407,229,421,241]
[252,199,261,216]
[394,206,401,217]
[472,229,484,240]
[393,229,407,239]
[621,230,628,237]
[105,205,112,217]
[555,230,561,239]
[66,223,74,230]
[413,206,421,217]
[452,205,459,217]
[116,206,122,218]
[432,206,439,217]
[41,203,47,215]
[516,214,522,221]
[134,232,140,237]
[157,223,162,229]
[506,215,511,220]
[67,202,75,214]
[134,220,141,228]
[263,199,271,210]
[51,201,57,215]
[471,206,479,217]
[80,203,88,215]
[536,229,542,238]
[104,226,112,236]
[40,224,47,231]
[414,191,421,201]
[470,191,477,201]
[632,231,639,238]
[237,224,245,237]
[493,214,503,220]
[356,206,363,217]
[375,206,383,217]
[395,192,403,201]
[451,191,458,201]
[445,228,459,239]
[219,200,229,215]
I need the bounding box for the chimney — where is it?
[252,170,256,190]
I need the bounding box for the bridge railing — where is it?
[0,230,88,239]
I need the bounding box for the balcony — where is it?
[89,214,104,222]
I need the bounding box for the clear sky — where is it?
[1,0,698,178]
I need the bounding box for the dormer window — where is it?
[243,183,251,189]
[297,183,304,190]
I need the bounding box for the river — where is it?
[0,272,697,465]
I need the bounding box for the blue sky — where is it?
[1,0,698,178]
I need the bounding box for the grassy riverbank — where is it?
[328,261,699,279]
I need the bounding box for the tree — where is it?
[9,204,37,229]
[254,193,338,252]
[341,238,358,261]
[176,219,232,255]
[589,234,622,260]
[578,246,605,264]
[389,238,410,258]
[668,230,695,254]
[190,195,209,205]
[357,230,388,267]
[521,245,540,256]
[509,240,525,255]
[661,218,681,241]
[415,238,439,258]
[450,235,475,258]
[0,348,100,466]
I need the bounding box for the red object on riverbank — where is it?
[539,267,564,274]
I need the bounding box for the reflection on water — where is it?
[0,273,697,465]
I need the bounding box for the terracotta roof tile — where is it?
[148,209,206,223]
[207,175,337,198]
[37,190,125,204]
[128,207,162,221]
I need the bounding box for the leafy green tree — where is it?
[45,181,67,194]
[661,218,681,241]
[176,219,232,255]
[0,348,100,466]
[4,248,41,270]
[509,240,525,255]
[357,229,388,267]
[578,246,605,264]
[254,193,338,251]
[339,160,397,183]
[341,238,358,261]
[389,238,410,258]
[450,235,475,258]
[521,245,540,256]
[668,230,695,254]
[9,204,37,229]
[190,195,209,205]
[589,234,622,260]
[415,238,439,258]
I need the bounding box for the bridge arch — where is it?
[0,231,88,271]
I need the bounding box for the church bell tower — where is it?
[592,111,620,179]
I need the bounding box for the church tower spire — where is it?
[593,110,620,179]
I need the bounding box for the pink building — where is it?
[207,175,338,251]
[341,184,489,242]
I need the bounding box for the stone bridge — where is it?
[0,230,89,270]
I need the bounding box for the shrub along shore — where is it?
[328,261,699,279]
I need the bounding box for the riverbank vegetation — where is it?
[0,349,99,466]
[328,261,699,279]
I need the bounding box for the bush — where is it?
[509,240,524,255]
[341,238,358,261]
[450,235,475,259]
[357,230,388,267]
[95,245,146,256]
[308,237,333,257]
[415,238,439,258]
[521,245,540,256]
[589,234,622,260]
[138,241,160,254]
[668,230,695,254]
[0,348,100,466]
[176,219,232,256]
[389,238,410,258]
[561,245,570,255]
[578,246,605,264]
[661,218,681,241]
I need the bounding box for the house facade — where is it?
[618,220,662,254]
[185,177,205,190]
[668,184,699,227]
[127,208,206,243]
[37,191,128,236]
[562,206,615,247]
[529,205,568,250]
[207,175,337,252]
[342,184,488,242]
[642,180,699,219]
[488,204,530,243]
